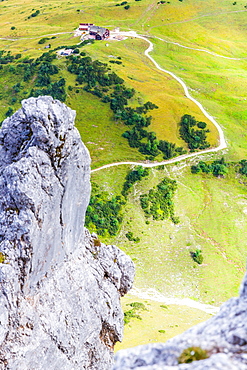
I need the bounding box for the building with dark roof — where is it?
[89,25,110,40]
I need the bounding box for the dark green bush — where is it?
[38,37,48,44]
[191,249,203,264]
[126,232,140,242]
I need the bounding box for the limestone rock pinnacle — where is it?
[0,96,135,369]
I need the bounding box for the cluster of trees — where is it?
[1,48,190,163]
[116,0,141,8]
[85,167,149,236]
[19,52,66,101]
[140,177,179,224]
[115,1,130,8]
[67,55,124,89]
[122,166,149,197]
[158,140,186,159]
[85,168,180,237]
[35,62,59,86]
[0,50,67,116]
[116,1,127,5]
[109,59,122,65]
[28,53,66,101]
[121,105,185,159]
[191,158,228,177]
[191,157,247,179]
[30,78,66,102]
[120,104,156,152]
[66,53,186,160]
[0,50,20,65]
[179,114,210,151]
[85,184,126,236]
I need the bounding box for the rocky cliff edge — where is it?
[113,257,247,366]
[0,96,135,369]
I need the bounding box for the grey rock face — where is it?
[0,96,135,369]
[113,273,247,369]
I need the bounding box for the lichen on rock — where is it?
[0,96,134,369]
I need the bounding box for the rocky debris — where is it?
[113,271,247,370]
[0,96,134,369]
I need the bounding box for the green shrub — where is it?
[0,252,6,264]
[160,305,168,309]
[178,347,209,364]
[124,310,141,324]
[191,249,203,264]
[126,231,140,242]
[93,238,101,247]
[5,107,13,117]
[124,302,147,324]
[239,160,247,176]
[38,37,48,44]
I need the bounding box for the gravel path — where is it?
[130,287,219,314]
[92,31,227,173]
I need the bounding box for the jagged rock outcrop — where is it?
[0,96,135,369]
[113,274,247,369]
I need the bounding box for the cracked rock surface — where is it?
[0,96,135,369]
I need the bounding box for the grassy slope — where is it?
[1,0,247,349]
[115,295,212,351]
[92,162,247,306]
[84,38,218,147]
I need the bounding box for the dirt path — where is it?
[130,287,219,315]
[92,31,227,173]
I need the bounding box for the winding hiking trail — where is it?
[130,287,219,315]
[92,31,229,313]
[92,31,227,173]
